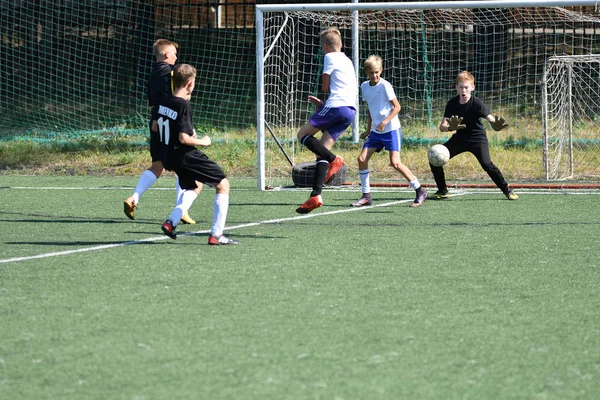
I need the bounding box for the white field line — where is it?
[1,194,464,265]
[1,188,597,265]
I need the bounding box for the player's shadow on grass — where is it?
[127,230,170,235]
[291,220,406,228]
[321,205,396,214]
[0,212,165,225]
[187,232,285,240]
[290,219,600,228]
[331,195,416,202]
[5,240,163,246]
[229,202,303,207]
[0,218,155,224]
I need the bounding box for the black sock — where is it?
[301,135,335,162]
[310,160,328,197]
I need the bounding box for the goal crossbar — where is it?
[257,0,600,13]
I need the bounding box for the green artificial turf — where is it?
[1,176,599,399]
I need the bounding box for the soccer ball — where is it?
[428,144,450,167]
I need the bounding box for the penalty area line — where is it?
[0,194,468,264]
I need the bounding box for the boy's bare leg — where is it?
[389,151,415,182]
[389,151,427,207]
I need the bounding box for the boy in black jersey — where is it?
[158,64,239,245]
[123,39,195,224]
[431,71,518,200]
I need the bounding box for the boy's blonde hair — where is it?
[153,38,179,60]
[320,27,342,48]
[364,55,383,72]
[173,64,196,89]
[456,70,475,85]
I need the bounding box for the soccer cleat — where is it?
[123,198,137,220]
[161,220,177,240]
[433,189,451,200]
[296,195,323,214]
[208,234,240,245]
[505,190,519,200]
[350,195,373,207]
[180,211,196,224]
[325,156,345,183]
[410,187,428,208]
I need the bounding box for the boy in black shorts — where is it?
[157,63,239,245]
[123,39,195,224]
[431,71,518,200]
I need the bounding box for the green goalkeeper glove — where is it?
[490,115,509,131]
[447,115,466,131]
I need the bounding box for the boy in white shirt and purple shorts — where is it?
[295,27,358,214]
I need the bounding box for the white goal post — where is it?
[542,54,600,180]
[256,0,600,190]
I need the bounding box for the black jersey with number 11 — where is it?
[155,95,195,171]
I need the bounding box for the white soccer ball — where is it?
[428,144,450,167]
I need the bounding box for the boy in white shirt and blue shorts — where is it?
[352,55,427,207]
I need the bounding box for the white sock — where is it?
[175,177,184,205]
[409,177,421,190]
[132,170,157,204]
[211,194,229,237]
[167,190,198,226]
[359,169,370,194]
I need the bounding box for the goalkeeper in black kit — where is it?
[430,71,518,200]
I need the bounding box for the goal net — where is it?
[543,55,600,180]
[257,1,600,190]
[0,0,257,142]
